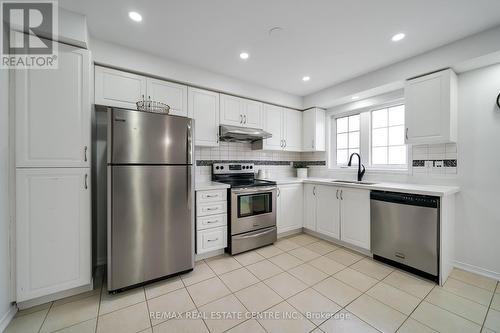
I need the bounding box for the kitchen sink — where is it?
[331,180,378,185]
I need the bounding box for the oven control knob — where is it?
[220,166,224,169]
[250,166,253,169]
[215,166,219,170]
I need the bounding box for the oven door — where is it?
[231,186,277,235]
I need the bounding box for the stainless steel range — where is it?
[212,163,277,255]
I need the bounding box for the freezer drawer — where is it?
[371,193,439,276]
[108,165,194,291]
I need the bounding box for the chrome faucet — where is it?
[348,153,366,181]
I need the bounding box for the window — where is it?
[371,105,406,166]
[336,114,360,165]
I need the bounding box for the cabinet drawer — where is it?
[197,201,227,217]
[197,227,227,254]
[196,189,227,203]
[197,214,227,231]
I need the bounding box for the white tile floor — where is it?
[6,232,500,333]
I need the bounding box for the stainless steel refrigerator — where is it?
[106,108,194,292]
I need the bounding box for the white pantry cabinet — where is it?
[16,168,91,302]
[277,184,303,233]
[302,108,326,151]
[147,78,188,117]
[220,94,263,128]
[303,184,370,250]
[340,188,370,250]
[16,44,91,168]
[94,66,146,109]
[255,104,302,151]
[188,87,220,147]
[405,68,457,144]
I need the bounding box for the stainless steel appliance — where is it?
[107,108,194,292]
[212,163,277,254]
[219,125,272,142]
[371,191,439,282]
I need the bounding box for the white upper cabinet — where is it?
[340,188,370,250]
[16,44,91,168]
[405,69,457,144]
[95,66,146,109]
[316,185,341,239]
[277,184,303,234]
[261,104,283,150]
[147,78,188,117]
[302,108,326,151]
[188,87,220,147]
[283,108,302,151]
[16,168,91,302]
[220,94,263,128]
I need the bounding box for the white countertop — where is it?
[264,177,459,196]
[195,181,230,191]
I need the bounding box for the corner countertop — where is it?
[262,177,459,196]
[195,181,230,191]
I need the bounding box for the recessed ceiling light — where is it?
[128,11,142,22]
[391,33,405,42]
[351,96,359,100]
[302,76,310,82]
[239,52,249,60]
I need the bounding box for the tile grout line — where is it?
[395,284,437,333]
[94,274,104,333]
[142,287,153,332]
[36,301,54,333]
[480,280,499,332]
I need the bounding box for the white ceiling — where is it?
[60,0,500,96]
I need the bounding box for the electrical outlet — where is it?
[434,160,444,168]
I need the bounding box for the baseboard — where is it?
[302,228,372,256]
[277,228,302,239]
[0,305,17,333]
[195,249,225,261]
[453,260,500,281]
[17,283,93,310]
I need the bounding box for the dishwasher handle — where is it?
[370,190,439,208]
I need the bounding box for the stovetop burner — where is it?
[211,163,276,188]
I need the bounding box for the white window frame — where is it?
[334,114,361,166]
[328,99,410,173]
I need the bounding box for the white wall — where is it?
[0,50,14,328]
[89,38,303,110]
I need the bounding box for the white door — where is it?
[220,94,243,126]
[303,184,317,231]
[277,184,303,233]
[95,66,146,109]
[147,78,188,117]
[16,168,91,302]
[316,185,341,239]
[302,108,315,152]
[188,87,220,147]
[244,100,263,128]
[283,108,302,151]
[262,104,283,150]
[340,188,370,250]
[16,44,91,168]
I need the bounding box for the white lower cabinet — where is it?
[303,183,370,250]
[195,189,228,254]
[16,168,91,302]
[277,184,303,233]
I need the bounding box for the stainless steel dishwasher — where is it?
[371,191,439,282]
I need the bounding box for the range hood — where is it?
[219,125,272,142]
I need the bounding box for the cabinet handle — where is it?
[405,128,409,140]
[205,194,219,198]
[240,114,243,124]
[340,190,343,200]
[206,207,218,211]
[313,186,316,196]
[206,220,218,224]
[277,188,281,197]
[84,146,88,162]
[216,130,219,143]
[207,238,219,242]
[312,139,314,149]
[244,115,247,124]
[336,189,339,199]
[84,174,88,189]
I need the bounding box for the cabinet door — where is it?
[405,69,456,144]
[16,168,91,302]
[16,44,91,168]
[302,108,326,151]
[283,108,302,151]
[316,185,341,239]
[303,184,317,231]
[340,188,370,250]
[262,104,283,150]
[244,100,263,128]
[147,78,188,117]
[188,87,219,147]
[277,184,303,233]
[220,94,243,126]
[95,66,146,109]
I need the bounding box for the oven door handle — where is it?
[234,227,276,239]
[231,187,277,194]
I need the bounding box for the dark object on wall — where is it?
[497,92,500,108]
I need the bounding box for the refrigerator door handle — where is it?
[186,122,193,165]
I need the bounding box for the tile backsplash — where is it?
[412,143,458,175]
